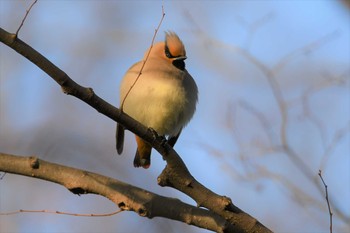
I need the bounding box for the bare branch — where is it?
[273,30,341,74]
[237,100,277,146]
[318,170,333,233]
[236,12,275,50]
[0,153,229,232]
[15,0,38,37]
[320,124,350,171]
[0,209,122,217]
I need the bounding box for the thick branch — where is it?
[0,27,272,232]
[0,153,231,232]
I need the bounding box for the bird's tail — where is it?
[134,136,152,169]
[116,123,125,154]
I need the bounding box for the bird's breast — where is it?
[120,62,197,136]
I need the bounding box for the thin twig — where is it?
[318,170,333,233]
[15,0,38,37]
[0,209,122,217]
[120,5,165,110]
[242,12,275,50]
[273,30,341,74]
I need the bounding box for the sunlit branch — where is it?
[0,153,231,232]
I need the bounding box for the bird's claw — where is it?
[148,127,167,145]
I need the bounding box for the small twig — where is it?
[15,0,38,37]
[237,100,276,146]
[242,12,275,50]
[273,30,340,74]
[318,170,333,233]
[0,209,122,217]
[120,5,166,110]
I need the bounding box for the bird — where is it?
[116,31,198,169]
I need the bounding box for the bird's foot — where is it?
[148,128,167,146]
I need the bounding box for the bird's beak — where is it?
[174,55,187,61]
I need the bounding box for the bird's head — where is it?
[145,31,187,70]
[164,31,187,70]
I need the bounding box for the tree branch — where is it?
[0,27,271,232]
[15,0,38,36]
[318,170,333,233]
[0,153,230,232]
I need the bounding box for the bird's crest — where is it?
[165,31,186,59]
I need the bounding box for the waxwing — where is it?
[116,31,198,168]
